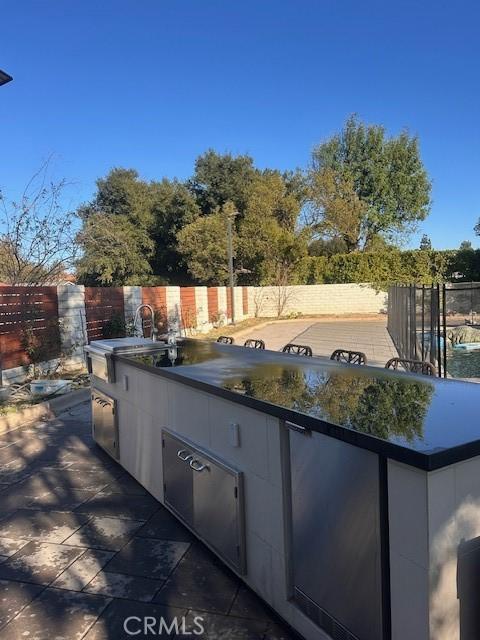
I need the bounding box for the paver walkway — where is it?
[236,317,397,367]
[0,403,294,640]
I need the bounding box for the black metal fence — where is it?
[387,285,443,375]
[388,283,480,378]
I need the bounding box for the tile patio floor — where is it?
[0,403,296,640]
[238,317,398,367]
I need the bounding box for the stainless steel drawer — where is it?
[162,431,246,574]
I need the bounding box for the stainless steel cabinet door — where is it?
[92,390,119,459]
[290,429,383,640]
[163,433,194,526]
[191,453,242,571]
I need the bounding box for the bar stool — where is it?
[330,349,368,365]
[385,357,436,376]
[282,343,313,357]
[244,338,265,349]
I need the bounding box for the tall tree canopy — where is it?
[150,179,200,283]
[176,205,232,285]
[189,150,257,216]
[419,234,432,250]
[308,116,432,251]
[76,169,155,285]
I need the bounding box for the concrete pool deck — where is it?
[232,316,398,367]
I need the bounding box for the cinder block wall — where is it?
[250,283,387,317]
[57,285,87,364]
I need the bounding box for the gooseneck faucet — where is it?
[133,304,158,341]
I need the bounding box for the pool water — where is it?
[447,348,480,379]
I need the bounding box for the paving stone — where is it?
[0,579,44,629]
[37,469,113,491]
[27,488,97,511]
[263,623,300,640]
[0,587,110,639]
[229,584,275,621]
[100,474,148,496]
[104,538,190,580]
[0,490,41,517]
[183,610,268,639]
[0,541,85,585]
[136,507,194,543]
[154,571,237,614]
[82,598,188,639]
[0,509,88,543]
[75,491,160,520]
[83,571,163,602]
[0,537,29,558]
[154,544,239,614]
[51,549,114,591]
[64,516,145,551]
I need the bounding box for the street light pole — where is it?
[227,215,236,325]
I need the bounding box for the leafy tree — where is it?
[80,168,154,228]
[188,150,258,215]
[176,207,231,285]
[237,171,308,284]
[308,237,348,257]
[76,213,154,285]
[460,240,473,250]
[420,234,432,250]
[0,162,77,285]
[308,116,432,250]
[150,179,200,283]
[76,168,155,285]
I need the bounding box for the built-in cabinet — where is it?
[162,430,246,574]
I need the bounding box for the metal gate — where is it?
[388,283,480,379]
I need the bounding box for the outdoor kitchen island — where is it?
[85,338,480,640]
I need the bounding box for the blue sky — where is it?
[1,0,479,249]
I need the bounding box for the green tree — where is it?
[237,171,308,284]
[308,116,432,250]
[176,206,231,285]
[460,240,473,250]
[420,234,432,250]
[76,213,154,285]
[76,168,155,285]
[189,150,258,215]
[308,237,348,257]
[150,179,200,283]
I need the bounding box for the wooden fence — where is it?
[0,286,61,370]
[84,287,125,343]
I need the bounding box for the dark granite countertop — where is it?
[117,339,480,470]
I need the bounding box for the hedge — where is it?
[297,249,480,288]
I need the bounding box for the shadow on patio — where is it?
[0,403,293,639]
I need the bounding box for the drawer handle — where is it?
[190,459,209,472]
[177,449,193,462]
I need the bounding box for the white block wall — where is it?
[165,286,181,333]
[194,287,210,333]
[251,283,387,317]
[217,287,228,324]
[233,286,244,321]
[57,285,87,364]
[123,286,142,324]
